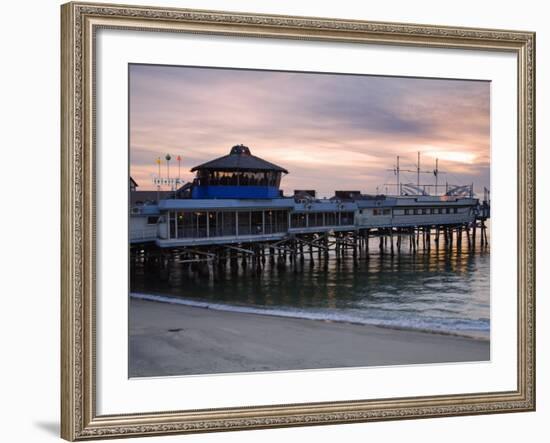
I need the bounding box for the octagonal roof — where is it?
[190,144,288,174]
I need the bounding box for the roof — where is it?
[153,195,479,211]
[131,190,172,206]
[158,198,296,211]
[355,195,478,208]
[293,200,358,212]
[190,145,288,173]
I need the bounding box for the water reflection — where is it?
[131,232,490,339]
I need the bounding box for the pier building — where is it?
[130,145,490,268]
[190,144,287,199]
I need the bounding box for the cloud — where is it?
[129,64,490,196]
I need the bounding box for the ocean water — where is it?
[130,233,490,340]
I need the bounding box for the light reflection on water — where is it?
[130,233,490,340]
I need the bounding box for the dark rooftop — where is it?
[190,144,288,173]
[131,190,171,206]
[130,182,192,205]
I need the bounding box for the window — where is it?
[200,170,281,187]
[446,208,451,214]
[421,208,427,215]
[373,209,380,216]
[237,211,251,236]
[221,211,236,236]
[276,210,288,232]
[267,210,288,233]
[169,212,176,238]
[147,216,159,225]
[251,211,263,235]
[208,212,217,237]
[291,213,307,228]
[195,212,208,237]
[325,212,337,225]
[308,212,323,227]
[453,208,458,214]
[383,209,391,215]
[438,208,443,214]
[175,211,208,238]
[404,209,410,215]
[341,212,354,225]
[413,209,419,215]
[429,208,435,214]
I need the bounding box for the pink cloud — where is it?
[130,65,490,197]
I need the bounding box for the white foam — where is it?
[130,292,488,340]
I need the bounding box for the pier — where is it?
[131,219,489,280]
[130,145,490,278]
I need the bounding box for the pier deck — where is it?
[131,217,489,277]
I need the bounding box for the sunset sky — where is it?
[129,64,490,197]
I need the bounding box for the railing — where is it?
[263,224,288,235]
[130,227,158,242]
[176,227,209,238]
[174,224,289,239]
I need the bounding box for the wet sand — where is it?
[129,298,490,377]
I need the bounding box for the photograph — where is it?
[128,64,492,378]
[57,2,536,440]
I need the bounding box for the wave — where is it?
[130,292,489,340]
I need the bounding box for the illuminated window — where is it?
[291,213,307,228]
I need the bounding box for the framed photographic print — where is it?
[61,1,536,440]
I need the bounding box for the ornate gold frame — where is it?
[61,2,536,440]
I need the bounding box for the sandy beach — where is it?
[129,298,490,377]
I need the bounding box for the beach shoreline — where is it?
[129,297,490,377]
[131,292,489,341]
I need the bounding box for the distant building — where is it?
[130,177,138,192]
[333,190,362,201]
[294,190,316,202]
[129,175,193,206]
[131,191,169,206]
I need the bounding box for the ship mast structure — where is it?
[385,152,447,196]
